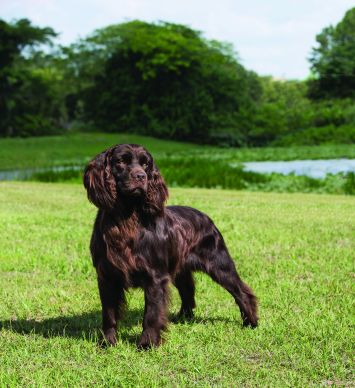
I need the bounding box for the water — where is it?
[1,159,355,181]
[242,159,355,179]
[0,165,83,181]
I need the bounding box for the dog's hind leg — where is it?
[196,246,258,328]
[174,269,196,320]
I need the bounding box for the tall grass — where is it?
[28,157,355,195]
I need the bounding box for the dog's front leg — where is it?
[138,276,169,349]
[97,277,125,346]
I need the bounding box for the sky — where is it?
[1,0,354,79]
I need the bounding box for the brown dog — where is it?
[84,144,258,348]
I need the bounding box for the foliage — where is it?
[252,77,355,146]
[0,14,354,147]
[343,172,355,194]
[77,21,260,143]
[0,18,55,68]
[1,132,355,171]
[249,78,312,145]
[51,16,355,146]
[273,124,355,146]
[25,157,354,196]
[310,98,355,127]
[0,19,62,136]
[309,7,355,99]
[1,132,353,195]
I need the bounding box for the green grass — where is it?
[2,132,355,195]
[0,182,354,386]
[29,157,355,195]
[1,132,355,170]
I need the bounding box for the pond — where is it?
[242,159,355,179]
[1,159,355,181]
[0,165,83,181]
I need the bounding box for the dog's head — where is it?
[83,144,168,215]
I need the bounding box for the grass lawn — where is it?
[0,182,354,386]
[1,132,355,170]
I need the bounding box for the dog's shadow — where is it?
[0,309,238,345]
[0,309,141,344]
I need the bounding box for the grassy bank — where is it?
[1,132,355,195]
[1,132,355,170]
[0,182,354,386]
[29,157,355,195]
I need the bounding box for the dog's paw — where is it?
[242,316,258,329]
[172,308,194,323]
[137,330,161,350]
[99,328,117,347]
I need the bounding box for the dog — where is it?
[83,144,258,348]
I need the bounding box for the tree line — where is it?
[0,8,354,146]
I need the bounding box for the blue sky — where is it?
[1,0,354,79]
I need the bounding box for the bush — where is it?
[13,114,64,137]
[81,21,260,143]
[157,157,268,189]
[273,124,355,146]
[309,99,355,127]
[343,172,355,195]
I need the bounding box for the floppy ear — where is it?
[83,148,117,209]
[142,162,168,216]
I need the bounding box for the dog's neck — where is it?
[107,195,159,226]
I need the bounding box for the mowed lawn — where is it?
[0,182,353,386]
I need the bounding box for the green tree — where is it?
[248,77,313,145]
[0,19,58,136]
[309,7,355,98]
[75,21,260,144]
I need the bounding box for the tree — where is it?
[75,21,260,144]
[309,7,355,98]
[0,19,58,136]
[249,77,313,145]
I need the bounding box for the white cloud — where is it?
[1,0,354,79]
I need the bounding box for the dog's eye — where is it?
[115,160,127,170]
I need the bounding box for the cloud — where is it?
[1,0,354,78]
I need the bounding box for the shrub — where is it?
[273,124,355,146]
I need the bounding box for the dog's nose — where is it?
[132,171,146,181]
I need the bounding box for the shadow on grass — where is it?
[0,309,143,344]
[0,309,240,344]
[170,314,239,325]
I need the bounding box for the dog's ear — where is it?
[143,162,168,216]
[83,148,117,209]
